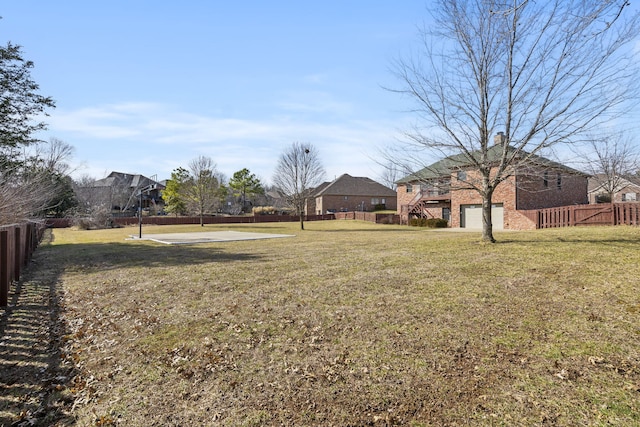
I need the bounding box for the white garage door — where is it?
[460,204,504,230]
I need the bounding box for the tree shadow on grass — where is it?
[0,250,77,426]
[0,234,264,425]
[45,241,263,271]
[307,227,418,233]
[495,235,640,247]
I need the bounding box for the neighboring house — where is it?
[262,188,289,213]
[588,174,640,204]
[396,135,589,230]
[306,174,397,215]
[88,171,165,213]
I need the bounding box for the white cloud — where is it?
[275,90,356,115]
[49,101,407,184]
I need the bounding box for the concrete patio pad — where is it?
[129,230,295,245]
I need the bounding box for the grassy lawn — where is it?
[37,222,640,425]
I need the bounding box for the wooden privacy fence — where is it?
[534,203,640,228]
[46,214,336,228]
[0,222,44,307]
[335,211,400,224]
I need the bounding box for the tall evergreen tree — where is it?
[162,167,190,216]
[228,168,264,213]
[0,42,55,168]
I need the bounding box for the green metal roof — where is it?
[396,145,587,184]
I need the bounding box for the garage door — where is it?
[460,204,504,230]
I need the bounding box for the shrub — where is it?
[409,217,449,228]
[409,217,424,227]
[253,206,276,215]
[377,214,399,224]
[71,206,116,230]
[425,218,449,228]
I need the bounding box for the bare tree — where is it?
[579,134,640,202]
[272,142,325,230]
[0,139,76,223]
[389,0,640,242]
[73,174,100,211]
[70,174,115,229]
[186,155,226,226]
[377,161,399,190]
[41,137,74,174]
[0,169,52,223]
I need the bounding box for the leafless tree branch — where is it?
[388,0,640,241]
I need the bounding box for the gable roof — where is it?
[313,174,396,197]
[588,174,640,194]
[92,171,165,189]
[396,144,588,184]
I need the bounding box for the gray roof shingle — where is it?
[313,174,396,197]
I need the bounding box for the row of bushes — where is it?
[409,217,449,228]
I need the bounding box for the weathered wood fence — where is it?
[1,222,45,306]
[334,211,400,224]
[46,214,336,228]
[531,203,640,228]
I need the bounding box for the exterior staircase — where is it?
[401,189,451,224]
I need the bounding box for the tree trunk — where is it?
[299,210,305,230]
[481,197,495,243]
[481,177,495,243]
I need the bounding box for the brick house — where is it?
[306,174,397,215]
[588,174,640,204]
[396,135,589,230]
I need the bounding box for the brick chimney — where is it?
[494,132,507,146]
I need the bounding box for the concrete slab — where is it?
[129,230,295,245]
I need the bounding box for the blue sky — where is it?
[3,1,428,184]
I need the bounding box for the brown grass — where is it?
[24,222,640,425]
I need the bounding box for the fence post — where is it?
[569,206,574,226]
[1,230,9,307]
[14,226,21,282]
[24,222,36,265]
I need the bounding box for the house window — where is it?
[381,198,386,205]
[457,171,467,181]
[443,207,451,221]
[406,184,413,193]
[371,198,379,205]
[543,171,549,188]
[623,193,637,202]
[557,173,562,190]
[344,196,348,200]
